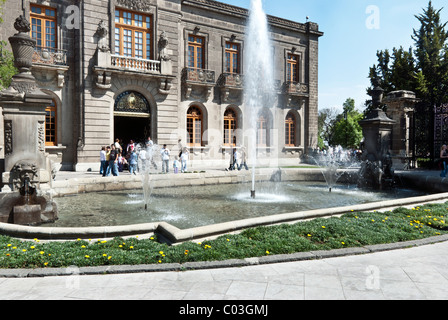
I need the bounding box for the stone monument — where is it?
[358,79,396,190]
[0,15,57,225]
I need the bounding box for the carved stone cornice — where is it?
[115,0,152,12]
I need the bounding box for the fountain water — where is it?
[309,147,360,192]
[244,0,275,199]
[134,141,161,210]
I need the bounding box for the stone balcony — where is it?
[218,72,244,103]
[181,67,215,100]
[282,81,309,107]
[31,46,69,89]
[94,50,175,94]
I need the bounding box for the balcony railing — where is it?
[32,46,67,66]
[282,81,309,95]
[218,72,244,88]
[111,55,161,73]
[182,67,215,84]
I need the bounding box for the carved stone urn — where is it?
[8,15,36,77]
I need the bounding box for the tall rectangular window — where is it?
[285,113,296,147]
[30,4,57,50]
[45,101,57,146]
[287,54,299,82]
[188,35,205,69]
[225,42,240,74]
[115,9,153,60]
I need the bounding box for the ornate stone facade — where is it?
[0,0,323,173]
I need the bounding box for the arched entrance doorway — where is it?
[114,91,151,148]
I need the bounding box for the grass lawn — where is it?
[0,202,447,269]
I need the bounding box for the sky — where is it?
[221,0,448,113]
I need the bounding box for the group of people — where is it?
[226,147,249,171]
[100,137,190,176]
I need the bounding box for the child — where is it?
[129,150,138,175]
[173,156,180,174]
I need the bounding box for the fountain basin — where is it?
[0,168,446,243]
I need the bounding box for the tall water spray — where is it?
[244,0,275,198]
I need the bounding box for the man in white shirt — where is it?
[161,144,170,173]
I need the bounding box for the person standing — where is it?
[146,136,158,170]
[103,146,111,177]
[440,145,448,177]
[181,147,189,173]
[161,144,170,173]
[129,149,138,175]
[238,147,249,171]
[100,146,106,175]
[109,144,119,176]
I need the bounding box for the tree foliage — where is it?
[0,0,17,90]
[367,1,448,107]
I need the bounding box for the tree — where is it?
[412,0,448,106]
[329,98,364,149]
[318,107,338,149]
[0,0,17,90]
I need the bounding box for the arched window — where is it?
[257,111,269,147]
[187,106,203,147]
[45,100,57,146]
[224,108,237,146]
[285,111,296,147]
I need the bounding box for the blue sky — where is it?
[222,0,448,112]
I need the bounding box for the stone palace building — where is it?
[0,0,323,172]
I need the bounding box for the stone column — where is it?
[0,16,54,192]
[382,90,420,170]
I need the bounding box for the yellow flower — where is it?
[266,251,270,255]
[44,262,48,266]
[30,246,35,249]
[6,253,10,257]
[103,254,107,257]
[81,245,86,248]
[40,251,45,255]
[129,246,134,249]
[307,234,312,237]
[159,251,164,255]
[341,242,345,245]
[85,255,90,258]
[150,237,154,240]
[322,226,326,229]
[7,244,11,247]
[119,245,123,248]
[22,249,26,252]
[108,256,112,260]
[184,250,189,255]
[158,260,162,264]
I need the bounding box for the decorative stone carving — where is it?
[116,0,152,12]
[4,120,13,156]
[11,161,39,192]
[158,31,170,61]
[97,20,110,53]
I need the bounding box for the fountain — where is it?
[0,16,58,225]
[308,148,356,192]
[244,0,276,199]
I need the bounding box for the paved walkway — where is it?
[0,240,447,301]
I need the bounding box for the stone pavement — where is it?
[0,239,447,301]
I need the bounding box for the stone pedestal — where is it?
[0,15,58,225]
[383,90,420,170]
[359,108,396,189]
